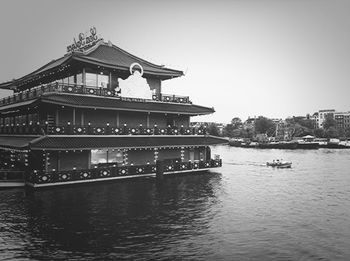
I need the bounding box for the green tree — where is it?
[323,114,336,129]
[223,124,235,138]
[313,128,325,138]
[207,123,220,136]
[325,126,339,138]
[286,116,315,130]
[292,124,313,137]
[254,116,275,136]
[299,119,315,129]
[231,117,243,129]
[231,129,242,137]
[345,127,350,138]
[337,128,345,138]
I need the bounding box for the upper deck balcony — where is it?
[0,82,191,108]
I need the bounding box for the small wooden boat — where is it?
[266,160,292,168]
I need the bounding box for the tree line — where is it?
[206,115,350,139]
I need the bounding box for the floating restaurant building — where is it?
[0,28,226,188]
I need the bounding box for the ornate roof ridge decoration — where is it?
[66,27,103,53]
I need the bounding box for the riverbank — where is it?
[228,138,350,149]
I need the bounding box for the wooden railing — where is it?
[28,159,222,184]
[0,123,207,136]
[0,82,191,107]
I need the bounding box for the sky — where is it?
[0,0,350,123]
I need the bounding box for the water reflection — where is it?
[1,146,350,260]
[1,173,222,260]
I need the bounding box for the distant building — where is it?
[334,111,350,129]
[309,113,318,129]
[275,119,295,140]
[314,109,350,129]
[316,109,336,128]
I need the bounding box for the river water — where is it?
[1,145,350,260]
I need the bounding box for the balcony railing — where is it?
[28,159,222,185]
[0,82,191,107]
[0,123,207,136]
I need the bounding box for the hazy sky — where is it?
[1,0,349,123]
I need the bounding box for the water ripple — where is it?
[1,146,350,260]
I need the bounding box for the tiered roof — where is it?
[0,41,184,91]
[0,93,214,115]
[0,135,227,150]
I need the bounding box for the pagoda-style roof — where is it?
[76,43,183,78]
[0,135,40,150]
[30,135,227,150]
[0,135,228,150]
[40,93,214,115]
[0,41,184,91]
[0,92,214,116]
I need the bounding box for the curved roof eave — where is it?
[0,41,184,89]
[72,56,183,79]
[39,93,214,116]
[30,135,228,150]
[0,56,73,90]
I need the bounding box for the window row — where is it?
[56,73,110,88]
[91,149,124,165]
[1,114,39,125]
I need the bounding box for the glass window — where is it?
[63,77,68,84]
[108,149,124,163]
[98,74,109,88]
[76,73,83,85]
[86,73,97,87]
[68,75,75,85]
[91,149,107,165]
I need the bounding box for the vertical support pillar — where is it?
[123,149,128,165]
[55,108,59,125]
[72,108,76,125]
[147,112,150,128]
[180,147,185,162]
[25,113,29,126]
[82,68,86,86]
[81,110,84,126]
[43,152,47,173]
[57,151,61,171]
[46,152,50,172]
[109,71,112,90]
[154,148,159,163]
[88,150,91,169]
[156,160,164,180]
[116,111,120,128]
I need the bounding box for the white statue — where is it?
[119,63,152,99]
